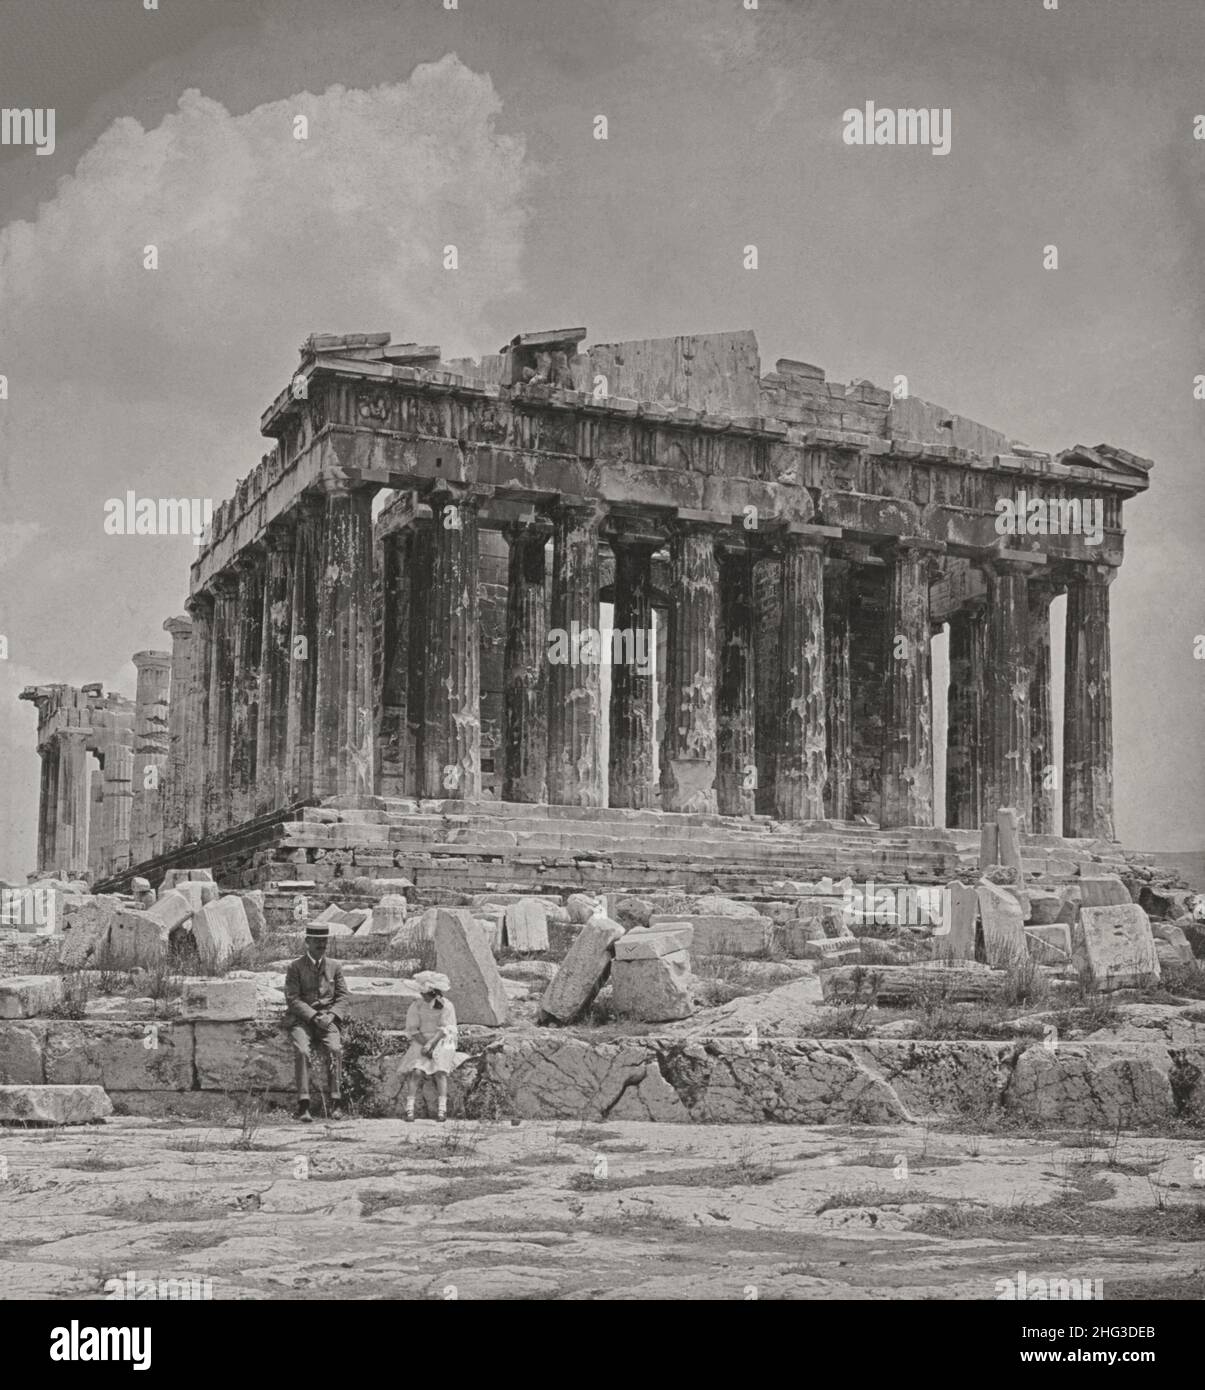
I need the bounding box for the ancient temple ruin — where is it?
[21,327,1150,891]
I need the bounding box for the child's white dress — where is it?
[399,998,459,1075]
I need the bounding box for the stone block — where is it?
[975,881,1026,967]
[979,820,998,869]
[344,977,421,1027]
[566,894,599,924]
[192,1019,296,1090]
[504,899,550,953]
[1079,905,1161,991]
[799,938,861,964]
[373,895,408,937]
[779,918,827,955]
[614,931,687,961]
[108,909,172,966]
[474,916,503,952]
[337,908,370,932]
[0,975,63,1019]
[187,869,215,883]
[43,1020,191,1090]
[352,911,378,938]
[692,895,759,917]
[537,918,625,1024]
[229,890,267,940]
[996,807,1023,876]
[58,898,118,967]
[652,914,772,957]
[434,908,509,1026]
[0,1021,47,1083]
[178,978,259,1022]
[1024,923,1073,965]
[1078,876,1131,908]
[1027,889,1064,925]
[192,897,253,966]
[161,880,208,913]
[0,1084,113,1125]
[1151,921,1194,965]
[611,950,694,1022]
[936,882,978,960]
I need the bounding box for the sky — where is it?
[0,0,1202,880]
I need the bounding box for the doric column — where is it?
[879,542,934,829]
[503,522,549,803]
[229,546,266,826]
[161,614,193,852]
[379,526,414,798]
[1028,578,1058,835]
[547,500,603,807]
[609,537,657,809]
[419,490,481,800]
[945,602,986,829]
[775,534,827,821]
[824,558,853,821]
[54,729,91,879]
[35,741,58,873]
[1063,563,1115,840]
[716,547,756,817]
[752,553,782,815]
[87,769,104,880]
[284,495,323,803]
[982,557,1033,829]
[661,522,720,814]
[99,740,134,876]
[405,523,433,799]
[205,573,238,835]
[129,650,171,864]
[182,593,213,844]
[313,479,377,802]
[255,522,295,816]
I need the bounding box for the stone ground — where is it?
[1,1115,1202,1300]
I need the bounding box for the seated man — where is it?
[284,924,350,1121]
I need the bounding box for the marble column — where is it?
[879,543,934,829]
[660,523,720,813]
[609,538,658,810]
[379,526,414,799]
[406,524,433,799]
[716,547,756,817]
[99,740,134,877]
[547,501,604,807]
[35,741,57,873]
[87,769,104,880]
[255,522,295,816]
[824,558,853,821]
[775,535,827,821]
[129,650,171,864]
[205,574,238,835]
[982,558,1033,829]
[182,593,213,845]
[230,547,266,826]
[161,615,193,852]
[945,603,986,829]
[752,553,782,816]
[503,523,549,803]
[420,490,481,800]
[1028,578,1058,835]
[284,496,323,803]
[54,729,91,879]
[313,480,377,802]
[1063,563,1115,840]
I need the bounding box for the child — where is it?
[399,970,458,1122]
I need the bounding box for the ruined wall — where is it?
[759,361,892,434]
[587,331,761,416]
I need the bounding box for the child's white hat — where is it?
[413,970,451,994]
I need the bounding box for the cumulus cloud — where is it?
[0,54,531,877]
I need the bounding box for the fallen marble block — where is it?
[0,1084,113,1125]
[177,978,259,1022]
[0,974,64,1019]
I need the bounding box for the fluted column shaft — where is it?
[35,742,57,873]
[54,730,91,878]
[284,496,323,803]
[824,558,853,821]
[946,603,986,829]
[205,575,238,835]
[878,543,934,829]
[405,524,433,799]
[87,770,104,880]
[379,527,414,798]
[130,650,171,863]
[547,502,603,807]
[775,536,827,821]
[313,481,377,801]
[716,548,756,817]
[982,560,1033,829]
[161,615,193,851]
[609,538,657,810]
[99,740,134,876]
[255,523,294,815]
[182,594,213,844]
[420,491,481,800]
[504,523,549,803]
[1063,564,1115,840]
[1028,579,1057,835]
[229,548,266,825]
[661,525,719,814]
[752,554,782,815]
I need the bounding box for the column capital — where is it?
[980,548,1048,576]
[184,590,214,619]
[262,518,295,552]
[546,497,606,527]
[1066,560,1116,588]
[163,614,193,641]
[210,570,240,600]
[132,649,172,673]
[314,472,376,498]
[502,516,552,547]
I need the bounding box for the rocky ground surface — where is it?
[1,1115,1201,1300]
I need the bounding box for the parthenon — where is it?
[21,327,1150,888]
